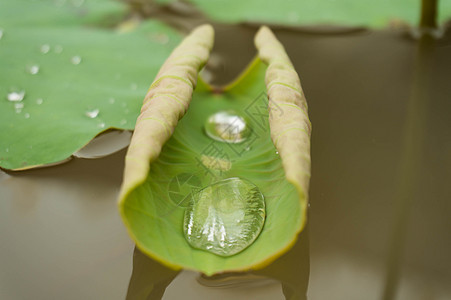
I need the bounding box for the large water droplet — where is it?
[184,177,265,256]
[205,110,251,144]
[7,90,25,102]
[27,65,40,75]
[40,44,50,54]
[85,109,99,118]
[71,55,82,65]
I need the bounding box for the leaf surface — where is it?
[0,0,181,170]
[119,26,311,275]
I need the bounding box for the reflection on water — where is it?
[126,228,309,300]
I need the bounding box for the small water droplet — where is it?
[205,110,251,144]
[120,119,127,125]
[14,102,24,111]
[184,177,265,256]
[24,113,30,119]
[5,148,9,153]
[85,109,99,118]
[7,90,25,102]
[275,151,279,155]
[54,45,63,54]
[245,146,251,151]
[40,44,50,54]
[36,98,43,105]
[130,83,137,90]
[71,55,82,65]
[98,122,105,129]
[27,65,40,75]
[108,97,115,104]
[0,28,4,40]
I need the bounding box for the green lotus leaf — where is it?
[157,0,451,28]
[0,0,181,170]
[118,25,311,275]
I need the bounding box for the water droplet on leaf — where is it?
[27,65,40,75]
[36,98,43,105]
[98,122,105,128]
[7,90,25,102]
[108,97,115,104]
[205,110,251,144]
[85,109,99,118]
[0,28,4,40]
[120,119,127,125]
[24,113,30,119]
[71,55,82,65]
[40,44,50,54]
[130,83,137,90]
[184,177,265,256]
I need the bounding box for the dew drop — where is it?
[85,109,99,118]
[27,65,40,75]
[120,119,127,125]
[7,90,25,102]
[24,113,30,119]
[54,45,63,54]
[36,98,43,105]
[40,44,50,54]
[0,28,4,40]
[5,148,9,153]
[184,177,265,256]
[275,151,279,155]
[14,102,24,113]
[71,55,82,65]
[108,97,115,104]
[98,122,105,129]
[205,110,251,144]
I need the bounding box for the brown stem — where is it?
[420,0,438,29]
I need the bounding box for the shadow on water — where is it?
[126,228,309,300]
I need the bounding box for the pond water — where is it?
[1,22,451,300]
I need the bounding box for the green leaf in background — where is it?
[0,0,181,170]
[158,0,451,28]
[120,58,307,275]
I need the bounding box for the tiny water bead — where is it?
[24,113,30,119]
[85,109,99,118]
[14,102,24,113]
[7,91,25,102]
[71,55,82,65]
[36,98,43,105]
[204,110,251,144]
[0,28,4,40]
[40,44,50,54]
[27,65,40,75]
[184,177,265,256]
